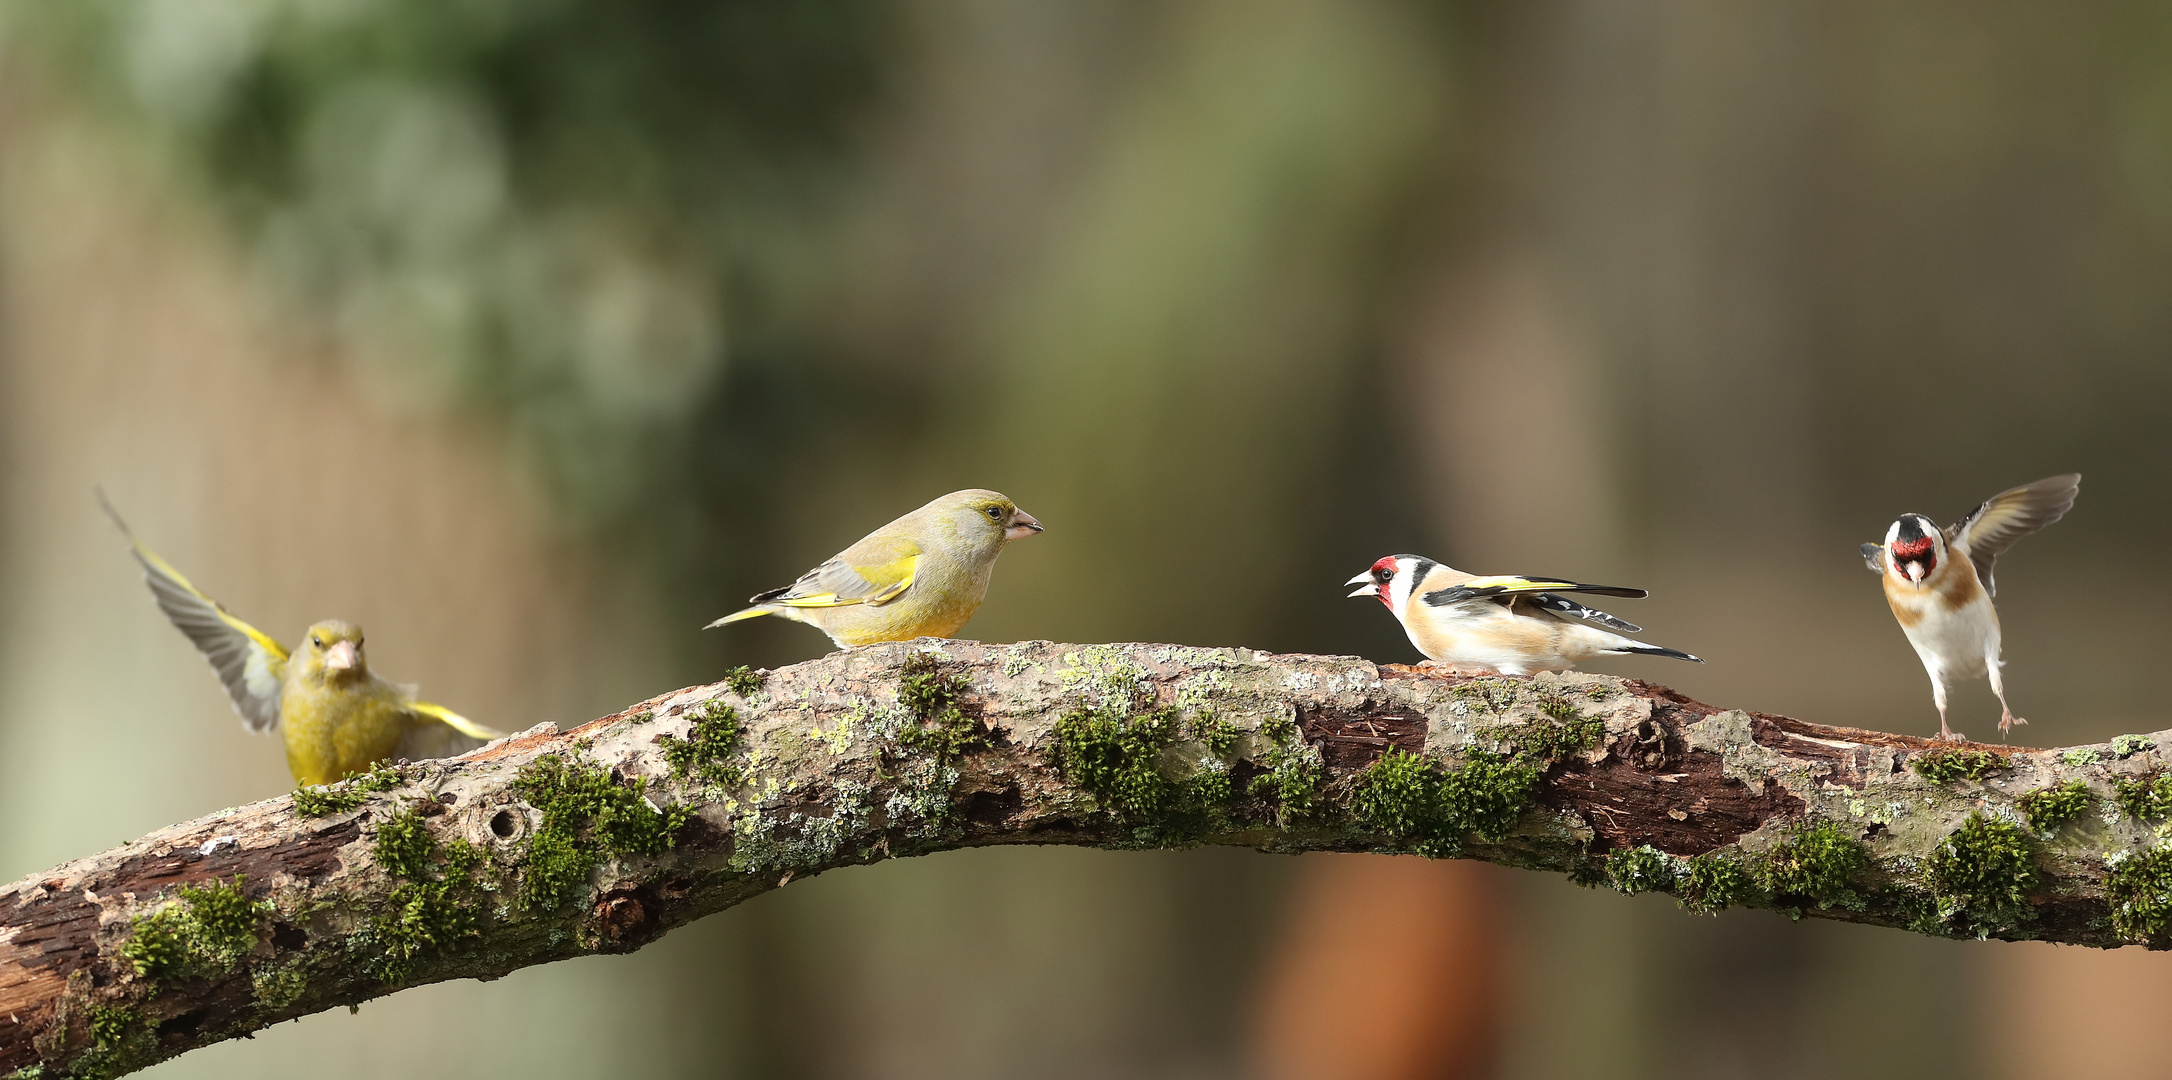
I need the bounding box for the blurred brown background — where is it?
[4,1,2172,1077]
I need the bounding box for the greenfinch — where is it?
[101,496,501,787]
[708,488,1043,649]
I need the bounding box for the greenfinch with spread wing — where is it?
[101,496,502,786]
[708,488,1043,649]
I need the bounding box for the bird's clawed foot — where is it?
[1999,712,2028,739]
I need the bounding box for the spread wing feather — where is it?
[101,493,287,733]
[404,699,503,742]
[1945,474,2080,597]
[397,700,502,763]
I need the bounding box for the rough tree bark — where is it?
[5,639,2170,1077]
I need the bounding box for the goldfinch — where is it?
[707,488,1042,649]
[1861,473,2079,741]
[1346,556,1701,675]
[102,496,501,786]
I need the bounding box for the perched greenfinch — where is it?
[101,496,501,787]
[708,488,1043,649]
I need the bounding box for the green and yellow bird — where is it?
[102,496,502,787]
[707,488,1043,649]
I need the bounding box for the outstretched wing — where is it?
[1523,592,1642,633]
[1860,542,1886,575]
[100,493,287,733]
[751,534,921,609]
[1421,575,1647,608]
[404,699,503,741]
[396,699,503,764]
[1945,474,2080,597]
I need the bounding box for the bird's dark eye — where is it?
[985,506,1003,519]
[311,636,323,648]
[1376,570,1393,582]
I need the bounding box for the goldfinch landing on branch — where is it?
[101,495,501,787]
[1347,556,1701,675]
[707,489,1042,649]
[1862,473,2080,741]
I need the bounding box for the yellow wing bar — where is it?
[406,700,504,741]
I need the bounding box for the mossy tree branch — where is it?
[5,640,2170,1076]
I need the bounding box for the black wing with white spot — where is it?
[1421,575,1647,608]
[1524,592,1642,633]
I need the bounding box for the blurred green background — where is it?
[5,1,2172,1077]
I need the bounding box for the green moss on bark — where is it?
[1521,695,1604,759]
[362,811,494,983]
[2108,847,2172,943]
[1758,821,1867,910]
[2113,774,2172,822]
[251,965,308,1013]
[1050,700,1236,842]
[1910,748,2006,784]
[120,876,268,982]
[291,765,404,816]
[513,753,690,911]
[2016,781,2095,832]
[371,809,438,879]
[1349,748,1540,858]
[658,699,747,787]
[1187,711,1238,758]
[68,1005,158,1080]
[721,665,764,696]
[1923,812,2038,934]
[1254,714,1324,823]
[892,653,987,762]
[1605,845,1677,895]
[1678,852,1757,915]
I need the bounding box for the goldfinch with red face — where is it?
[707,489,1042,649]
[102,496,501,786]
[1346,556,1701,675]
[1862,473,2079,741]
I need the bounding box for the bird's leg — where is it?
[1933,680,1961,742]
[1988,661,2026,739]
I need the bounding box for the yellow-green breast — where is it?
[279,675,418,786]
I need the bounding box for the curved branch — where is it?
[3,640,2166,1076]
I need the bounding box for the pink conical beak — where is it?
[1006,509,1044,541]
[324,640,360,671]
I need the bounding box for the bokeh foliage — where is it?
[11,0,888,523]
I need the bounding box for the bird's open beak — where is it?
[1006,510,1044,540]
[324,641,359,671]
[1345,571,1375,598]
[1904,561,1925,583]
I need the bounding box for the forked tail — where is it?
[703,606,773,630]
[1614,643,1702,663]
